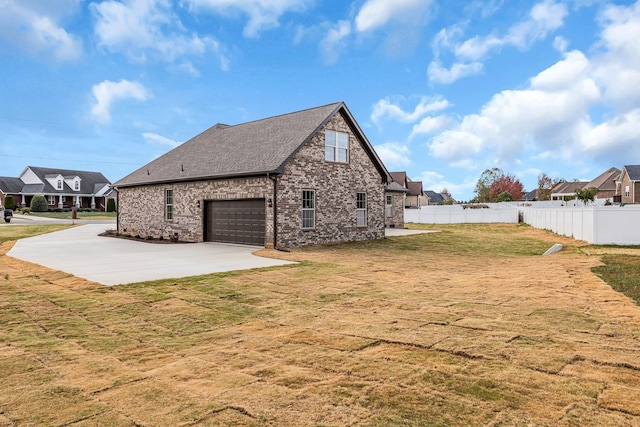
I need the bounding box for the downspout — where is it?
[268,173,279,250]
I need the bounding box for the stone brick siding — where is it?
[384,192,405,228]
[620,176,640,204]
[118,177,274,244]
[275,111,385,248]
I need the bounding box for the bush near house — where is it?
[30,195,48,212]
[4,195,15,210]
[107,198,116,212]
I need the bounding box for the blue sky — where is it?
[1,0,639,201]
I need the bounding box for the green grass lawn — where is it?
[28,211,116,220]
[593,254,640,305]
[0,224,74,243]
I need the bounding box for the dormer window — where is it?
[75,181,79,190]
[57,179,62,190]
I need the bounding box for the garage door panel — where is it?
[206,199,265,245]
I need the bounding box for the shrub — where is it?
[495,191,514,202]
[107,198,116,213]
[30,195,48,212]
[4,195,15,210]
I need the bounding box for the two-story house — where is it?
[113,102,394,248]
[0,167,114,211]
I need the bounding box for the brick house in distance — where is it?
[619,165,640,204]
[114,102,395,248]
[0,166,114,211]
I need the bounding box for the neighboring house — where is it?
[113,102,391,248]
[584,167,621,200]
[522,189,538,202]
[619,165,640,204]
[389,172,427,207]
[0,167,114,211]
[0,177,23,207]
[550,181,587,201]
[384,181,407,228]
[423,190,455,205]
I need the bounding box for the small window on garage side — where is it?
[302,190,315,229]
[386,195,393,217]
[357,192,367,227]
[165,189,173,220]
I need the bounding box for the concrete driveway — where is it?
[7,224,295,286]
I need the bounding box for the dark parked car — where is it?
[3,208,12,223]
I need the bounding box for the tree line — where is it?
[472,168,598,204]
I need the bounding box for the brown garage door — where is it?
[205,199,265,246]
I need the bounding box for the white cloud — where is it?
[427,61,483,85]
[416,170,475,198]
[374,142,412,169]
[410,115,452,138]
[320,20,351,65]
[184,0,312,38]
[0,0,82,62]
[371,97,450,125]
[429,0,568,84]
[91,79,151,123]
[355,0,433,33]
[592,1,640,112]
[92,0,228,70]
[428,49,602,165]
[142,132,181,148]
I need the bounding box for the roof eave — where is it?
[114,170,281,189]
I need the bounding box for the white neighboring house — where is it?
[0,166,115,211]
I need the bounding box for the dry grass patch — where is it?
[1,223,640,425]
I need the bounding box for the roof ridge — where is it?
[213,102,343,129]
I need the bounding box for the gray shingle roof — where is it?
[424,190,445,204]
[115,102,388,187]
[0,177,23,193]
[585,167,620,191]
[385,181,407,192]
[624,165,640,181]
[24,167,111,195]
[389,172,407,188]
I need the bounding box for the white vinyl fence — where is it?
[405,203,640,245]
[520,205,640,245]
[404,205,519,224]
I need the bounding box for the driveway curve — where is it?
[7,224,295,286]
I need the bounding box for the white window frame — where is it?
[325,130,349,163]
[302,190,315,229]
[74,181,79,191]
[165,189,173,221]
[357,192,367,227]
[57,179,62,190]
[625,185,630,198]
[48,195,55,205]
[386,195,393,218]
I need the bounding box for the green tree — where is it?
[537,173,565,201]
[474,168,503,203]
[495,191,514,202]
[575,187,598,205]
[4,195,15,210]
[30,195,48,212]
[107,198,116,213]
